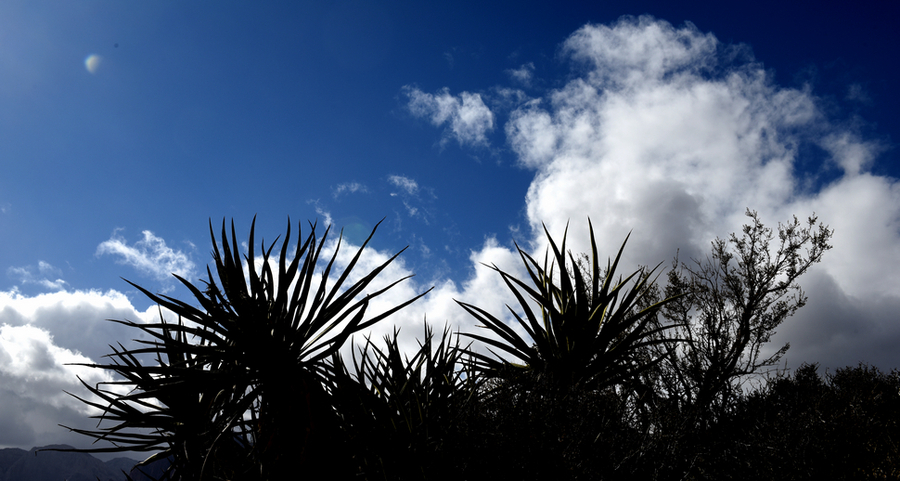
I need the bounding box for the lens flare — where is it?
[84,54,101,74]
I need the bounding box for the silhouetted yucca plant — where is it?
[324,324,480,479]
[63,217,430,480]
[458,220,682,392]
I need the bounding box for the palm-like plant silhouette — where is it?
[450,221,683,480]
[63,217,430,480]
[324,324,480,479]
[457,221,681,392]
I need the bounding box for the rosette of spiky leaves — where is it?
[62,217,431,479]
[325,324,480,479]
[457,220,682,392]
[62,314,253,479]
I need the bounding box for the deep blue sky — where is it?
[1,1,896,294]
[1,0,899,453]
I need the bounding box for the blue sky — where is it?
[1,1,898,453]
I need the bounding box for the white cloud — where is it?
[0,234,526,449]
[383,15,899,377]
[402,201,418,217]
[562,16,718,89]
[0,289,161,362]
[332,182,369,198]
[0,324,110,412]
[6,261,68,291]
[845,83,872,104]
[96,230,195,283]
[403,85,494,147]
[0,288,163,449]
[788,173,900,300]
[496,15,900,371]
[307,199,335,227]
[387,175,437,223]
[314,233,527,360]
[506,62,535,86]
[821,132,880,176]
[444,51,455,69]
[490,87,530,112]
[388,175,419,195]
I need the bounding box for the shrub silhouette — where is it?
[60,215,900,481]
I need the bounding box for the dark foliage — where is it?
[60,215,900,481]
[323,324,480,479]
[60,218,429,480]
[457,222,683,393]
[701,363,900,480]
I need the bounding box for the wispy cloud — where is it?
[402,85,494,147]
[845,83,872,105]
[821,132,881,176]
[96,230,195,283]
[387,175,436,222]
[506,62,535,86]
[7,261,68,291]
[307,199,334,227]
[388,175,419,196]
[443,50,455,69]
[332,182,369,199]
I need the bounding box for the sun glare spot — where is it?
[84,54,102,74]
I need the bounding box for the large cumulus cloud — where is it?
[502,16,899,370]
[0,289,161,452]
[508,18,818,261]
[0,230,185,453]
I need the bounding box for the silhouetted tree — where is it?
[650,210,832,420]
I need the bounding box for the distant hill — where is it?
[0,445,140,481]
[0,449,26,480]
